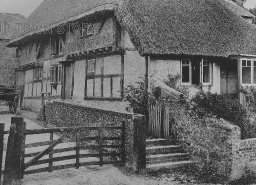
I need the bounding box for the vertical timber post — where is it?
[4,117,25,185]
[134,115,146,172]
[0,123,5,184]
[98,128,103,167]
[121,121,126,165]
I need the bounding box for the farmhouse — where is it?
[7,0,256,112]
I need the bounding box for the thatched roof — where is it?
[8,0,119,46]
[8,0,256,58]
[116,0,256,57]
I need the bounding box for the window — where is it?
[50,66,57,82]
[242,60,251,84]
[51,37,64,55]
[85,56,123,99]
[181,59,212,85]
[50,65,62,83]
[181,60,190,83]
[81,23,94,37]
[33,68,43,81]
[202,60,210,83]
[241,59,256,85]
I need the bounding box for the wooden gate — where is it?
[1,119,126,184]
[148,104,170,138]
[23,125,125,176]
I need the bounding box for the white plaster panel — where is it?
[104,56,121,74]
[124,51,145,87]
[73,60,86,100]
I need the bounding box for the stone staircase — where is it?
[146,138,195,170]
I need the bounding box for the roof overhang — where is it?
[229,54,256,58]
[7,3,118,47]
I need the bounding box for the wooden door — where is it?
[220,62,238,97]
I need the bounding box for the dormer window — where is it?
[81,23,94,37]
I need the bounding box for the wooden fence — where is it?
[148,104,170,139]
[0,118,126,185]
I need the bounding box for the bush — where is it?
[191,90,249,139]
[123,78,156,115]
[169,101,230,183]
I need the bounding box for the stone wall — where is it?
[232,138,256,180]
[45,100,146,170]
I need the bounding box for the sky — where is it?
[0,0,43,17]
[0,0,255,17]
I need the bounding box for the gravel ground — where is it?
[0,106,221,185]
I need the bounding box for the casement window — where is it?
[181,59,212,85]
[50,65,62,83]
[33,68,43,81]
[81,23,94,37]
[85,56,123,99]
[51,37,64,55]
[241,59,256,85]
[181,60,190,84]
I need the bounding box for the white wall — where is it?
[149,58,221,96]
[73,60,86,100]
[124,51,145,87]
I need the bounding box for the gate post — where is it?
[0,123,5,184]
[3,117,26,185]
[133,115,146,172]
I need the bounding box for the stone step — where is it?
[147,153,190,164]
[146,145,183,155]
[146,138,172,147]
[146,160,196,171]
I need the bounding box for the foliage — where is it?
[191,90,250,138]
[169,101,230,183]
[123,77,156,115]
[163,73,189,96]
[240,86,256,111]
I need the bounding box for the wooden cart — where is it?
[0,85,19,114]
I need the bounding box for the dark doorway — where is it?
[192,61,200,85]
[220,61,238,98]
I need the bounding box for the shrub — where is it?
[191,90,249,139]
[169,101,230,183]
[123,78,156,115]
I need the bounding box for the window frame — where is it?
[201,60,212,85]
[33,68,43,82]
[85,57,124,100]
[240,58,256,85]
[181,59,191,85]
[180,59,212,86]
